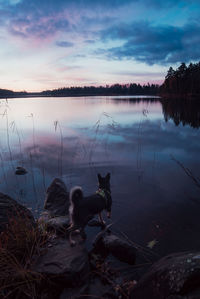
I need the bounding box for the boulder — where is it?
[0,192,35,233]
[88,219,105,227]
[60,277,117,299]
[32,237,89,287]
[93,232,136,265]
[44,178,69,217]
[60,284,89,299]
[38,213,70,234]
[86,276,117,298]
[131,252,200,299]
[15,166,27,175]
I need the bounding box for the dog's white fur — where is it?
[69,186,82,224]
[67,173,111,246]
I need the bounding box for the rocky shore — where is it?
[1,178,200,298]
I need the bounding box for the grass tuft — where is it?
[0,213,47,298]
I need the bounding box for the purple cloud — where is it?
[98,21,200,65]
[56,41,74,47]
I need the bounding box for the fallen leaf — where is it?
[147,239,158,249]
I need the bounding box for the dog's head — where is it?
[98,173,112,218]
[98,173,110,191]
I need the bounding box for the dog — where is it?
[67,173,112,246]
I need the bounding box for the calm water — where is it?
[0,96,200,256]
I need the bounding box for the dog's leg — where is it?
[74,229,81,234]
[80,229,87,240]
[98,213,105,226]
[69,232,76,246]
[67,225,78,246]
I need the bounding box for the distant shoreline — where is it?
[0,93,161,99]
[0,83,160,99]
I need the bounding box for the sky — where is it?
[0,0,200,91]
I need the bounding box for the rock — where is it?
[60,284,89,299]
[88,219,105,227]
[38,214,70,234]
[93,223,114,244]
[0,192,35,233]
[15,166,27,175]
[94,232,136,265]
[44,178,69,217]
[86,277,117,298]
[40,178,70,235]
[60,277,117,299]
[131,251,200,299]
[32,237,89,287]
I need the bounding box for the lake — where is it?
[0,96,200,257]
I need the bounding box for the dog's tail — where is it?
[69,186,83,205]
[69,186,83,225]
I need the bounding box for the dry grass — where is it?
[0,213,47,299]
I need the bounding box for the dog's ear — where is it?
[106,173,110,181]
[98,173,102,181]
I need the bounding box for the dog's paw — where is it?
[74,229,80,234]
[107,212,111,219]
[101,220,106,226]
[70,240,76,247]
[100,221,106,229]
[80,231,87,240]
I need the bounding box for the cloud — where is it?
[0,0,122,43]
[56,41,74,47]
[84,39,96,44]
[8,14,70,40]
[136,0,196,8]
[98,21,200,65]
[0,0,199,48]
[111,71,164,77]
[2,0,192,41]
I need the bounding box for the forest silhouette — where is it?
[161,62,200,98]
[0,83,159,98]
[1,62,200,99]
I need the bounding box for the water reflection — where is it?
[162,98,200,128]
[0,96,200,256]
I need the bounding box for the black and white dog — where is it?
[68,173,112,246]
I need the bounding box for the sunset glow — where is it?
[0,0,199,91]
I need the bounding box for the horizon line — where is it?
[0,81,162,94]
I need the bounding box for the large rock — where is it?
[38,213,70,234]
[39,178,70,235]
[60,284,89,299]
[93,232,136,265]
[32,237,89,287]
[0,192,35,233]
[44,178,69,217]
[131,252,200,299]
[60,277,117,299]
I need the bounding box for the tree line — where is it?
[1,63,200,99]
[0,83,159,98]
[160,62,200,98]
[41,83,159,97]
[0,88,27,98]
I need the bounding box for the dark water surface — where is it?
[0,96,200,257]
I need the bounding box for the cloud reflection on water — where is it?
[0,96,200,255]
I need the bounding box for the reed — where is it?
[0,212,47,298]
[171,154,200,189]
[54,120,63,178]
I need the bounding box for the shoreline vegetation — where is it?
[160,62,200,99]
[1,61,200,100]
[0,83,159,99]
